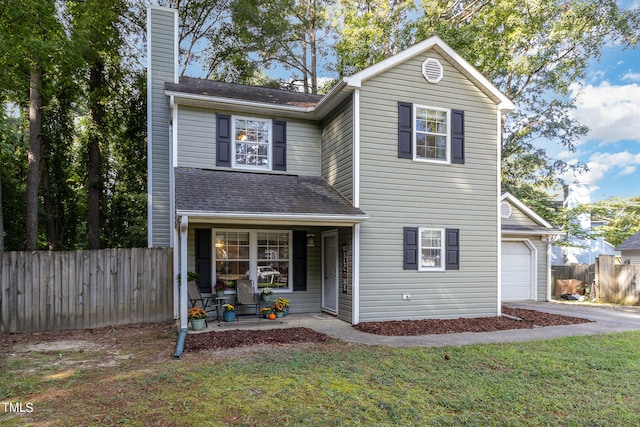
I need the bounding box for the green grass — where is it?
[2,331,640,426]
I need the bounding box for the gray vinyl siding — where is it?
[148,8,176,247]
[533,239,549,300]
[177,106,215,169]
[503,204,539,228]
[176,106,322,176]
[322,98,354,201]
[357,50,500,321]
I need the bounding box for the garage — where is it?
[501,241,534,301]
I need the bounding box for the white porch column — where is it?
[179,215,189,329]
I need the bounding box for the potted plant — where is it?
[222,303,236,322]
[177,271,200,283]
[260,307,272,319]
[272,298,287,318]
[214,280,227,297]
[188,307,207,331]
[274,297,289,316]
[260,287,273,302]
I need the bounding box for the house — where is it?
[500,193,563,302]
[616,231,640,264]
[552,183,619,265]
[147,7,514,329]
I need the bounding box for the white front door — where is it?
[322,231,338,314]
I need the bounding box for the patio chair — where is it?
[235,279,259,318]
[187,282,217,323]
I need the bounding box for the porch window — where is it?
[214,229,292,292]
[215,231,250,290]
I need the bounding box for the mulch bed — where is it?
[183,306,592,351]
[353,306,593,336]
[184,327,330,352]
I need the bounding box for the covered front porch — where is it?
[173,167,368,330]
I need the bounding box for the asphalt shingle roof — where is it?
[166,77,324,108]
[174,167,367,219]
[616,230,640,250]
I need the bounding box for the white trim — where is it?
[179,215,189,329]
[167,91,315,114]
[418,227,446,271]
[173,225,179,319]
[353,89,361,208]
[352,224,360,324]
[496,108,502,315]
[169,97,177,248]
[176,210,368,225]
[343,36,514,112]
[231,115,273,171]
[413,104,451,163]
[501,238,538,301]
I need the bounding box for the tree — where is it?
[0,0,69,250]
[333,0,640,219]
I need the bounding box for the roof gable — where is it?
[616,230,640,250]
[342,36,514,112]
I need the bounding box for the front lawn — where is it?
[1,325,639,426]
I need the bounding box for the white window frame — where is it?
[419,227,445,271]
[413,105,450,164]
[231,115,272,171]
[213,229,292,293]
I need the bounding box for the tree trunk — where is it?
[0,168,4,252]
[42,163,57,250]
[26,67,43,251]
[87,63,103,249]
[309,9,317,94]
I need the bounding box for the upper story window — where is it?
[414,105,450,162]
[233,116,272,170]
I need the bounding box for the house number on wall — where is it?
[342,244,348,293]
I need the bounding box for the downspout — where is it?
[496,107,503,316]
[174,215,189,358]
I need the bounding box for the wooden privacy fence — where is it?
[0,248,173,333]
[596,255,640,305]
[552,256,640,305]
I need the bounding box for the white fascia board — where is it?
[344,36,514,112]
[176,211,369,226]
[501,192,555,229]
[502,229,565,237]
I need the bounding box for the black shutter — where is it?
[195,229,212,293]
[451,109,464,164]
[292,230,307,291]
[403,227,418,270]
[273,120,287,171]
[398,102,413,159]
[445,228,460,270]
[216,114,231,167]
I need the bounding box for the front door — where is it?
[322,231,338,314]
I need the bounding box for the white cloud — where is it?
[621,71,640,82]
[571,82,640,142]
[566,151,640,185]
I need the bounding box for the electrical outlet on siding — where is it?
[402,294,411,300]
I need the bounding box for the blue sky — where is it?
[556,42,640,202]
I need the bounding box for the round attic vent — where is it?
[501,201,512,219]
[422,58,443,83]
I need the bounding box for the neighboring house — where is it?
[500,193,563,302]
[616,231,640,264]
[147,7,514,328]
[552,183,619,265]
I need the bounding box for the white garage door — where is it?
[502,241,533,301]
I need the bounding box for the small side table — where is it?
[214,297,226,321]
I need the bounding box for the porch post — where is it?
[179,215,189,329]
